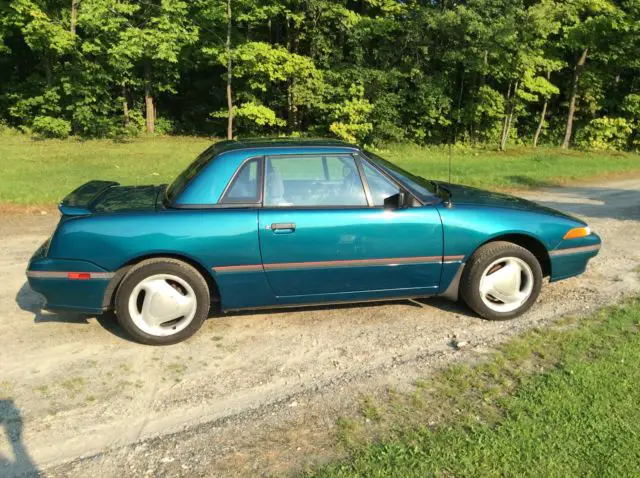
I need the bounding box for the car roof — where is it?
[212,137,359,155]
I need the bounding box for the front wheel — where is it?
[115,258,210,345]
[460,241,542,321]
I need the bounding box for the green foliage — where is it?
[31,115,71,139]
[622,94,640,119]
[234,102,285,129]
[471,86,506,143]
[329,86,374,144]
[577,116,633,150]
[153,117,176,136]
[0,0,638,148]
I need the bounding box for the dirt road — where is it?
[1,179,639,477]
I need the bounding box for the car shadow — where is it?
[523,184,640,221]
[0,400,39,477]
[18,280,478,338]
[505,175,557,189]
[219,295,478,319]
[15,282,135,343]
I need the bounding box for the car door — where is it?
[258,153,443,299]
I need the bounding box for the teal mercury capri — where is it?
[26,138,601,344]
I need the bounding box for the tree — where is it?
[554,0,620,148]
[110,0,198,134]
[0,0,638,147]
[225,0,233,139]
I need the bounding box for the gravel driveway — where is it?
[1,179,639,477]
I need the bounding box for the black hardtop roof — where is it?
[211,137,359,155]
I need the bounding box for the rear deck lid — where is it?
[59,180,162,216]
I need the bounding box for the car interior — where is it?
[264,156,369,207]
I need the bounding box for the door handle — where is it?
[271,222,296,233]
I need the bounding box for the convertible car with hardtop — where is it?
[26,138,601,345]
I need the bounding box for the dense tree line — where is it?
[0,0,639,150]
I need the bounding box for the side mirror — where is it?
[383,191,407,210]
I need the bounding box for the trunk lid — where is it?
[59,180,163,216]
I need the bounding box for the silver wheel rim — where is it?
[479,257,534,313]
[128,274,198,337]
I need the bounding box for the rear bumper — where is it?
[549,233,602,282]
[27,254,113,314]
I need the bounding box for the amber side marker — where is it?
[563,227,591,240]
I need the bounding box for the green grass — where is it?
[381,143,640,190]
[0,135,211,205]
[1,134,639,205]
[311,299,640,477]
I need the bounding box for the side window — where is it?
[361,160,400,206]
[264,155,368,207]
[221,158,260,203]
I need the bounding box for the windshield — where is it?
[165,145,217,202]
[363,150,439,202]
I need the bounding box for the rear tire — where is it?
[460,241,542,321]
[115,258,210,345]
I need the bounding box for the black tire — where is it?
[460,241,542,321]
[115,258,210,345]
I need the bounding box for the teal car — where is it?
[26,139,601,345]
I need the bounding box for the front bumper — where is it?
[27,250,113,314]
[549,232,602,282]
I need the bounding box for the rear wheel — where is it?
[115,258,210,345]
[460,241,542,321]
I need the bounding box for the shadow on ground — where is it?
[15,282,134,343]
[0,400,39,477]
[220,295,477,319]
[525,184,640,221]
[506,175,558,189]
[16,280,478,343]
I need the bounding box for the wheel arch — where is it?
[101,253,221,310]
[477,233,551,277]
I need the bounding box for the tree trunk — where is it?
[287,83,295,132]
[144,62,155,134]
[122,82,130,127]
[286,19,299,132]
[452,71,464,144]
[70,0,79,35]
[42,53,52,86]
[562,46,588,149]
[532,100,548,148]
[533,71,551,148]
[226,0,233,140]
[500,81,518,151]
[503,89,516,149]
[499,82,512,151]
[481,50,488,85]
[470,50,488,144]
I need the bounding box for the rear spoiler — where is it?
[59,180,119,216]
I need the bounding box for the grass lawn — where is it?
[311,298,640,477]
[0,134,639,205]
[0,135,211,205]
[382,143,640,190]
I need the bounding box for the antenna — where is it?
[448,140,452,184]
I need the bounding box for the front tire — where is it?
[460,241,542,321]
[115,258,210,345]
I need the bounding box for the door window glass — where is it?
[361,160,400,206]
[264,155,367,207]
[221,158,260,203]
